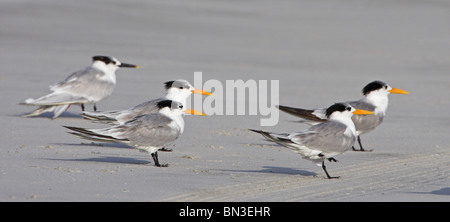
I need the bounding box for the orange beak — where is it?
[353,109,374,115]
[184,108,206,116]
[389,88,409,94]
[191,89,212,96]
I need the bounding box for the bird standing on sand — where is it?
[21,55,139,119]
[250,103,373,179]
[277,81,408,151]
[64,100,204,167]
[81,79,211,125]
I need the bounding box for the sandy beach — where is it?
[1,0,449,201]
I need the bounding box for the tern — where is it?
[64,100,204,167]
[81,79,211,124]
[277,81,408,151]
[21,55,139,119]
[250,103,373,179]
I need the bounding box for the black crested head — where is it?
[157,100,183,110]
[325,103,352,118]
[362,80,387,95]
[164,80,191,90]
[157,100,174,109]
[164,81,175,90]
[93,55,115,65]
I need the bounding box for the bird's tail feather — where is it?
[248,129,276,141]
[22,92,88,106]
[22,104,70,118]
[277,105,325,122]
[249,129,301,152]
[63,125,128,143]
[81,111,119,124]
[22,105,55,117]
[67,132,119,143]
[53,104,71,118]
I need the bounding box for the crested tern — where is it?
[21,55,138,119]
[250,103,373,179]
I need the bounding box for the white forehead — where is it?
[171,101,184,109]
[111,57,120,64]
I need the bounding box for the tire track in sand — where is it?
[160,151,450,201]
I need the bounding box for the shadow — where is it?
[52,142,130,149]
[358,152,406,158]
[220,166,317,177]
[431,187,450,195]
[44,156,151,165]
[15,111,83,119]
[239,142,284,148]
[407,187,450,196]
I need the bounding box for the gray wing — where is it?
[50,67,115,102]
[130,98,163,114]
[126,98,164,117]
[291,121,355,154]
[22,92,89,106]
[115,98,163,123]
[114,114,181,148]
[251,121,354,161]
[348,100,383,133]
[348,100,376,112]
[81,110,123,124]
[81,98,164,124]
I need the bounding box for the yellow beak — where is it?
[184,108,206,116]
[353,109,374,115]
[191,89,212,96]
[389,88,409,94]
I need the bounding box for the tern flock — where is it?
[21,55,408,179]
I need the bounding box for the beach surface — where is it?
[1,0,449,201]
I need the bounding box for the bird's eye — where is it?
[179,87,183,89]
[179,105,183,109]
[346,107,351,111]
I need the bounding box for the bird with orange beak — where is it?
[82,79,211,125]
[250,103,374,179]
[65,100,204,167]
[277,80,408,151]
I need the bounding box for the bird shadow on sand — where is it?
[429,187,450,195]
[219,166,317,177]
[408,187,450,196]
[47,142,151,165]
[43,156,151,165]
[15,112,84,119]
[242,142,284,148]
[52,142,130,149]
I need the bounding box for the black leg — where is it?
[151,152,168,167]
[81,104,85,112]
[322,161,340,179]
[151,152,160,166]
[94,104,97,112]
[353,136,373,152]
